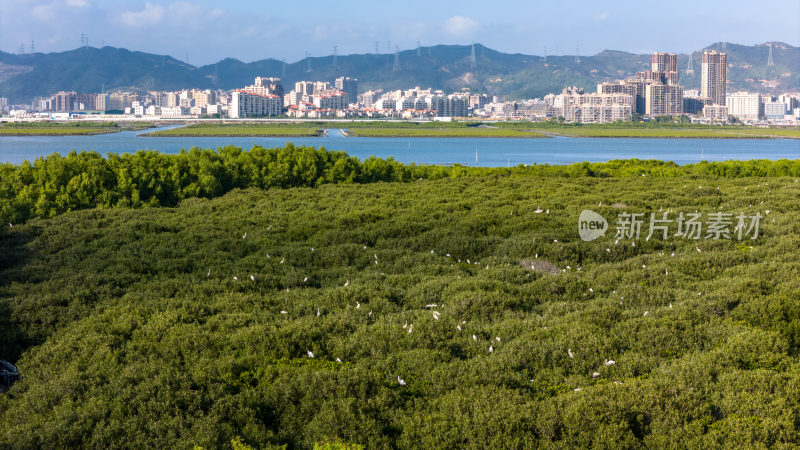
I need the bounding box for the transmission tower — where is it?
[19,43,25,54]
[470,43,477,70]
[417,41,421,57]
[332,45,338,68]
[392,46,400,72]
[767,43,774,66]
[575,42,580,64]
[686,53,694,76]
[374,41,379,54]
[305,51,312,72]
[281,60,287,79]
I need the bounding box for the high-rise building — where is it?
[0,97,8,113]
[335,77,358,105]
[645,84,683,116]
[701,50,727,105]
[651,52,679,85]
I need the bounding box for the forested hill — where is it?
[1,41,797,103]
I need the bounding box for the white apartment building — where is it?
[726,92,762,121]
[229,91,282,118]
[560,88,634,123]
[160,106,187,117]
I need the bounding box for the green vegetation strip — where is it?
[144,123,323,137]
[345,127,547,137]
[0,121,154,135]
[1,159,799,447]
[2,145,799,226]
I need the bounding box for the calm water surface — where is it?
[1,126,797,166]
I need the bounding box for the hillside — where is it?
[1,42,797,104]
[1,150,800,447]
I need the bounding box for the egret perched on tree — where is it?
[568,348,574,358]
[250,275,255,281]
[307,351,314,358]
[242,232,247,239]
[397,376,406,386]
[605,360,615,366]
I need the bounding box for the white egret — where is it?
[457,325,462,331]
[592,372,600,378]
[303,277,308,282]
[280,258,285,264]
[534,207,543,213]
[605,360,615,366]
[643,310,649,316]
[307,351,314,358]
[568,348,574,358]
[280,310,287,314]
[397,376,406,386]
[472,335,477,341]
[489,345,493,353]
[233,276,238,281]
[207,269,211,277]
[495,337,501,342]
[242,232,247,239]
[356,302,360,309]
[696,247,702,253]
[408,324,413,333]
[336,358,342,363]
[316,308,320,317]
[250,274,255,281]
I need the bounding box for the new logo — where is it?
[578,210,608,241]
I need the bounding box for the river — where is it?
[1,127,797,166]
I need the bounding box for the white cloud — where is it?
[31,4,56,21]
[120,2,165,27]
[65,0,89,7]
[443,15,479,37]
[595,12,610,21]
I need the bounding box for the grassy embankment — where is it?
[0,121,154,136]
[143,123,324,137]
[1,147,800,448]
[149,121,800,139]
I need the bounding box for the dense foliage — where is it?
[2,145,800,227]
[1,172,799,447]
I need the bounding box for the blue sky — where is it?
[1,0,798,65]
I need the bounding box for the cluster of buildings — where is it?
[2,49,798,124]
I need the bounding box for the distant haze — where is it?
[1,0,798,65]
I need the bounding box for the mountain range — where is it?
[0,42,797,104]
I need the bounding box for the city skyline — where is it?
[1,0,798,65]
